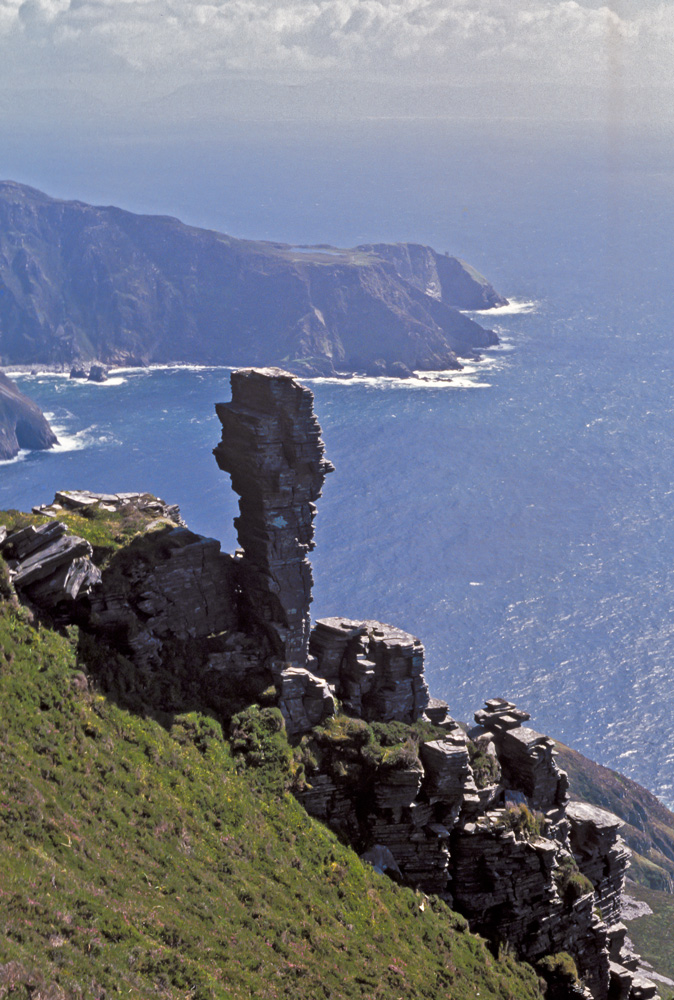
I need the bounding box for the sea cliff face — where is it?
[0,371,57,460]
[0,180,503,374]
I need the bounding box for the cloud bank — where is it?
[2,0,674,122]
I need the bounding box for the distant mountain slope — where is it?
[0,181,505,374]
[0,372,57,460]
[556,741,674,891]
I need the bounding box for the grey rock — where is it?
[87,364,108,382]
[360,844,402,877]
[274,665,335,736]
[214,368,333,666]
[310,617,429,723]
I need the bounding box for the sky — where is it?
[1,0,674,128]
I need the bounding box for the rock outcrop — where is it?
[214,368,333,667]
[0,180,503,375]
[0,371,57,460]
[297,688,656,1000]
[0,520,100,614]
[309,616,429,723]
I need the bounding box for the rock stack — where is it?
[214,368,333,667]
[473,699,570,811]
[309,617,429,723]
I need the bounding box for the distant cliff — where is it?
[0,372,57,460]
[0,180,505,375]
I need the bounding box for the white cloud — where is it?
[1,0,674,120]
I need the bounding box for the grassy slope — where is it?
[626,884,674,999]
[0,586,543,999]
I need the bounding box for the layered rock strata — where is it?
[32,489,184,524]
[0,520,100,612]
[87,526,238,670]
[298,690,656,1000]
[309,616,429,723]
[214,368,333,667]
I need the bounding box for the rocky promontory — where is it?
[1,368,670,999]
[0,180,505,376]
[0,371,57,460]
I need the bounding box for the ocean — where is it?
[2,119,674,806]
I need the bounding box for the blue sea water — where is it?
[2,120,674,806]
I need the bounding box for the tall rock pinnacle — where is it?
[213,367,334,666]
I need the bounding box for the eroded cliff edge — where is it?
[0,368,666,1000]
[0,180,504,376]
[0,371,57,461]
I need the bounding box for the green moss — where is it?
[553,855,594,904]
[536,951,579,984]
[467,740,501,789]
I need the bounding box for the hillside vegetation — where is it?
[0,545,544,999]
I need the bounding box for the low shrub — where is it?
[554,854,595,904]
[501,803,547,840]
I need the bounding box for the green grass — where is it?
[0,502,167,569]
[0,589,544,1000]
[625,883,674,987]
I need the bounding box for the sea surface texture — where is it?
[2,121,674,807]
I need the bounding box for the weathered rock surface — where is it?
[274,664,335,736]
[309,617,429,723]
[298,692,655,1000]
[87,526,238,670]
[0,520,100,611]
[0,371,57,460]
[0,180,503,374]
[214,368,333,666]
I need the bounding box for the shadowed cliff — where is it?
[0,180,504,374]
[0,371,57,460]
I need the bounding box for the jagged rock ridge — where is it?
[0,180,504,375]
[0,371,57,460]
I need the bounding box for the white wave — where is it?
[51,423,99,453]
[307,372,491,389]
[0,449,29,466]
[466,298,538,316]
[112,363,234,374]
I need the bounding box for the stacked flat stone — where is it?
[474,697,532,731]
[213,368,333,666]
[567,802,632,927]
[420,733,476,806]
[310,617,429,723]
[494,726,570,810]
[32,489,183,524]
[1,520,101,611]
[474,699,570,811]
